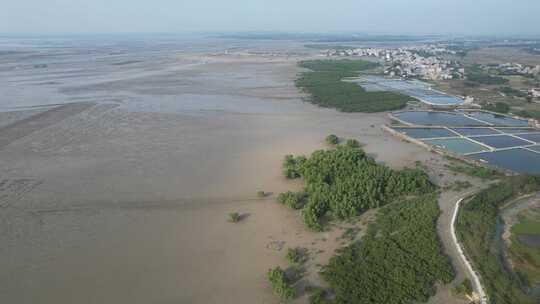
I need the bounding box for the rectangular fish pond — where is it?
[495,128,539,134]
[451,127,501,136]
[529,146,540,153]
[422,138,489,155]
[393,111,488,126]
[515,133,540,144]
[388,110,540,175]
[470,149,540,175]
[469,135,534,149]
[465,111,529,127]
[356,76,464,106]
[392,127,457,139]
[393,110,530,127]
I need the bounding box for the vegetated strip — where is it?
[451,197,487,303]
[507,209,540,288]
[456,176,540,304]
[444,158,501,180]
[321,194,454,304]
[296,60,414,112]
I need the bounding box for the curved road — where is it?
[451,197,488,304]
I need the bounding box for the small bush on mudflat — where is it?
[325,134,339,145]
[228,212,241,223]
[267,266,296,301]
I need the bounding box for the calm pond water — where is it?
[451,127,501,136]
[357,76,464,106]
[470,135,532,149]
[529,146,540,153]
[517,133,540,144]
[423,138,489,154]
[466,111,529,127]
[495,128,539,134]
[470,149,540,175]
[392,110,539,175]
[395,111,488,126]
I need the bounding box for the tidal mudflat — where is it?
[0,37,440,304]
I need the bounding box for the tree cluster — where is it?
[321,194,454,304]
[281,145,434,230]
[296,60,413,113]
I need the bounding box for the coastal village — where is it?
[323,45,540,102]
[323,45,465,80]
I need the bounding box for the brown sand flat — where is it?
[0,102,94,149]
[0,48,468,304]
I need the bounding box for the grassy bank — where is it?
[296,60,414,112]
[508,208,540,287]
[456,176,540,303]
[321,194,454,303]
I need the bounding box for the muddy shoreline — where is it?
[0,37,477,304]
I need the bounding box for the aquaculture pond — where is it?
[516,133,540,144]
[390,109,540,175]
[470,149,540,175]
[394,111,487,126]
[357,76,464,106]
[392,127,456,139]
[469,135,533,149]
[423,138,489,154]
[529,146,540,153]
[496,128,539,134]
[465,111,529,127]
[451,127,501,136]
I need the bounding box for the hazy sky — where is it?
[2,0,539,35]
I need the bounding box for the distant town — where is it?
[321,44,540,102]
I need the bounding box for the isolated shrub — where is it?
[325,134,339,145]
[257,191,266,198]
[228,212,241,223]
